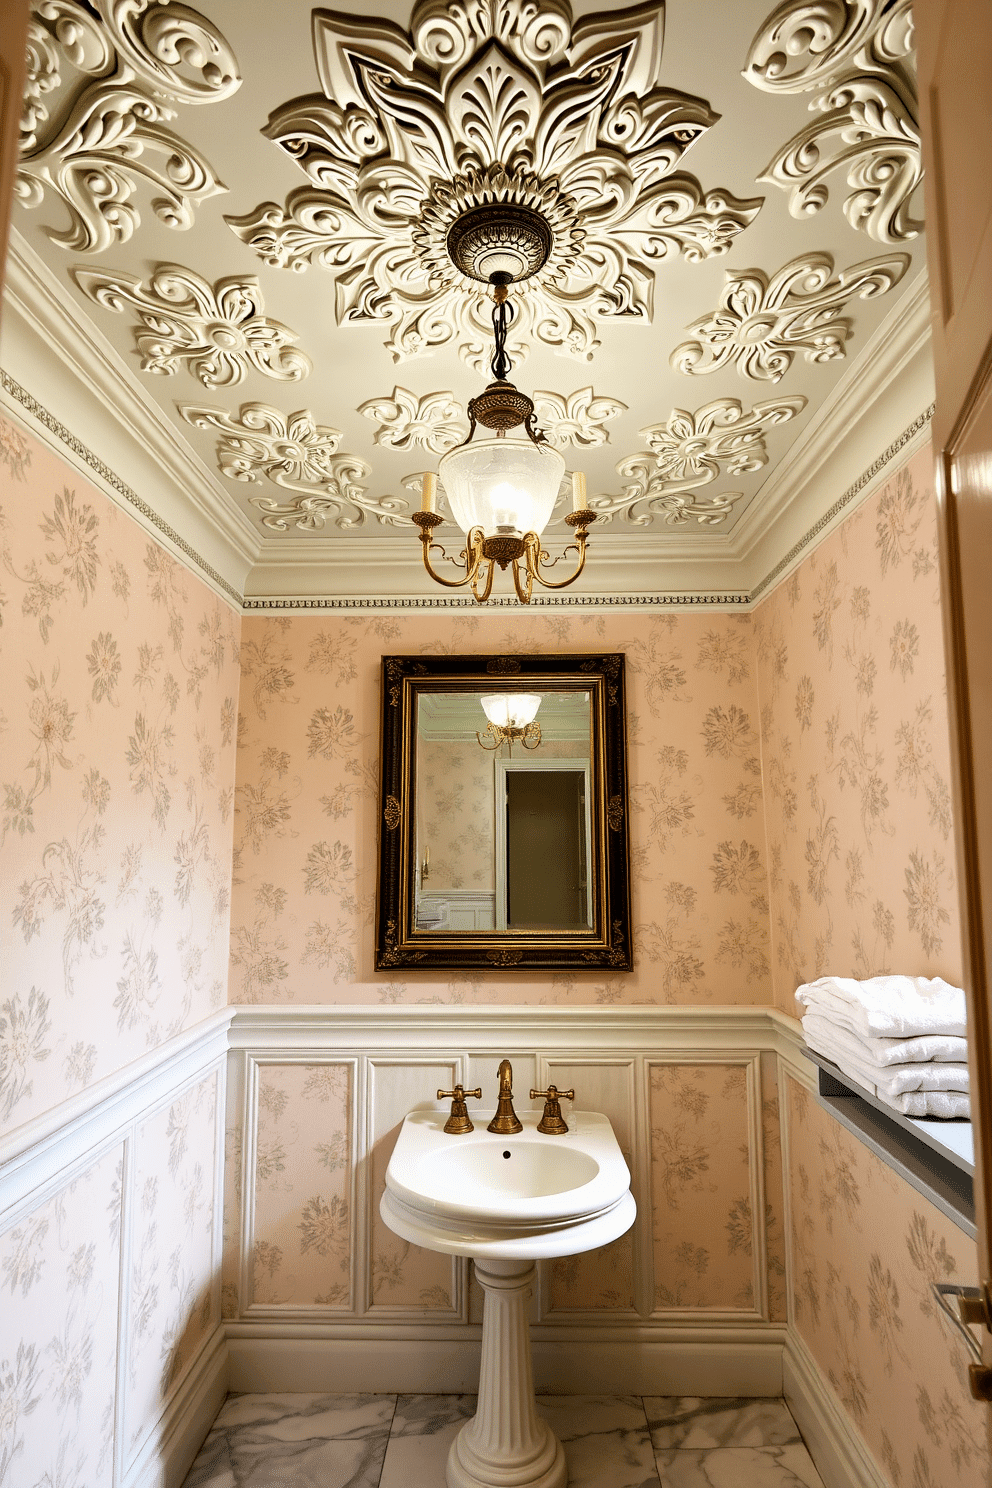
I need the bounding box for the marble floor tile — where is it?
[535,1395,659,1488]
[654,1443,825,1488]
[182,1392,396,1488]
[644,1397,802,1449]
[377,1394,477,1488]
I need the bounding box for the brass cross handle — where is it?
[437,1085,483,1135]
[530,1085,575,1135]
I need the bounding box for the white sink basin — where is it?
[381,1109,635,1259]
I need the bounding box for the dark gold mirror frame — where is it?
[375,653,632,972]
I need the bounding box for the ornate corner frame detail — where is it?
[591,394,807,527]
[375,652,631,972]
[743,0,921,243]
[670,250,909,381]
[177,401,408,531]
[19,0,240,252]
[74,264,312,388]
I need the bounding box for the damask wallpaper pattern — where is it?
[231,610,773,1005]
[0,417,241,1135]
[754,444,963,1010]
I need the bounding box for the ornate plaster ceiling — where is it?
[1,0,931,606]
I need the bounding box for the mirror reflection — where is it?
[414,690,592,933]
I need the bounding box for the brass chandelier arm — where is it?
[414,514,487,591]
[516,512,596,592]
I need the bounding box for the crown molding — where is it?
[0,230,259,602]
[0,229,934,612]
[736,268,934,587]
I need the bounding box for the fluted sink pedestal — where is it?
[447,1258,567,1488]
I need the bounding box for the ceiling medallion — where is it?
[227,1,763,368]
[19,0,240,253]
[743,0,920,244]
[73,265,312,388]
[671,250,909,381]
[178,402,406,532]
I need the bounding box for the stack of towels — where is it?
[796,974,970,1119]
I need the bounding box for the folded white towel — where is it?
[795,975,966,1038]
[803,1023,969,1095]
[887,1090,970,1118]
[802,1013,969,1074]
[801,1011,967,1066]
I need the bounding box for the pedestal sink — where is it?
[381,1110,635,1488]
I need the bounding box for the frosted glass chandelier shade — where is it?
[480,694,542,728]
[438,436,565,539]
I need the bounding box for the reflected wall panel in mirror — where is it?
[376,654,631,972]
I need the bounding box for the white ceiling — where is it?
[1,0,932,607]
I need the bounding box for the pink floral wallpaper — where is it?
[755,444,963,1012]
[648,1061,758,1313]
[231,611,772,1005]
[787,1076,985,1488]
[0,416,240,1134]
[0,1144,121,1486]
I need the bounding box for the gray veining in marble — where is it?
[377,1394,476,1488]
[182,1393,395,1488]
[644,1397,802,1450]
[535,1395,658,1488]
[181,1391,826,1488]
[654,1443,825,1488]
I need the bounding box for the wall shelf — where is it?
[805,1049,975,1238]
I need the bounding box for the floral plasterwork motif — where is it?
[671,250,909,381]
[358,388,467,454]
[359,384,626,454]
[592,395,806,527]
[743,0,921,243]
[73,265,312,388]
[226,0,763,367]
[533,388,628,448]
[18,0,240,252]
[178,402,408,531]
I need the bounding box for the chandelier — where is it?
[413,203,597,604]
[476,693,542,753]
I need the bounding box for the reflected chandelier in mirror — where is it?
[376,654,631,972]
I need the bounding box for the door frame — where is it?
[493,756,593,933]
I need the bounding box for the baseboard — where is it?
[784,1331,889,1488]
[227,1330,786,1397]
[123,1327,230,1488]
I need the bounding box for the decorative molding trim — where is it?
[241,591,753,611]
[0,1006,233,1191]
[123,1323,228,1488]
[74,264,312,387]
[18,0,239,254]
[0,369,245,608]
[743,0,919,245]
[750,403,934,602]
[177,402,409,532]
[671,251,910,381]
[226,1330,787,1398]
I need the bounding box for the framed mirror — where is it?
[375,653,631,972]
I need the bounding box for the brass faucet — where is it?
[530,1085,575,1135]
[437,1084,482,1134]
[487,1060,523,1134]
